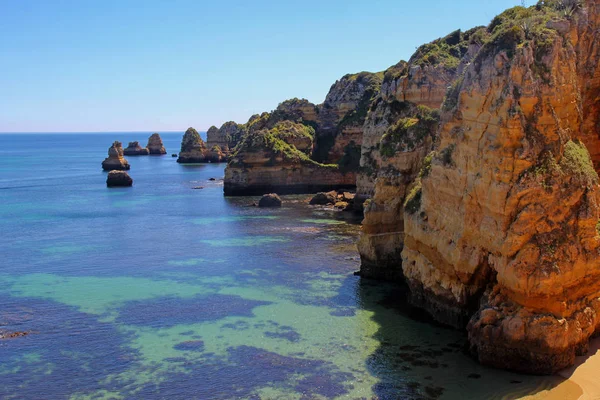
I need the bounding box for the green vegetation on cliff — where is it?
[379,105,440,157]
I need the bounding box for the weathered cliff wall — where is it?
[383,2,600,374]
[224,121,355,195]
[357,28,486,279]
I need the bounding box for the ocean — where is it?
[0,133,578,399]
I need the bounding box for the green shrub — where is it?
[404,180,423,215]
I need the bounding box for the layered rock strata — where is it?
[147,133,167,155]
[101,141,130,171]
[358,1,600,374]
[224,121,355,195]
[123,141,150,156]
[357,28,486,280]
[206,122,245,154]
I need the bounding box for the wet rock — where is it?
[106,170,133,187]
[147,133,167,155]
[0,330,30,339]
[258,193,282,208]
[101,141,130,171]
[171,154,177,157]
[310,191,337,205]
[123,141,150,156]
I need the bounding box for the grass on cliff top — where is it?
[234,122,338,169]
[336,72,384,130]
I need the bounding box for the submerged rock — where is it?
[258,193,282,208]
[123,141,150,156]
[177,127,209,163]
[101,141,130,171]
[106,170,133,187]
[147,133,167,155]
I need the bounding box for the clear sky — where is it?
[1,0,521,132]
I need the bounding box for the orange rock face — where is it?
[397,2,600,374]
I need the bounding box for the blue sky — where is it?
[1,0,521,132]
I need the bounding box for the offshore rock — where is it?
[147,133,167,155]
[123,141,150,156]
[106,170,133,187]
[309,192,337,205]
[206,145,226,163]
[258,193,282,208]
[101,141,130,171]
[177,127,209,164]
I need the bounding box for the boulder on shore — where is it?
[102,141,130,171]
[123,141,150,156]
[309,191,337,205]
[147,133,167,155]
[258,193,282,208]
[106,170,133,187]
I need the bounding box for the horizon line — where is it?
[0,130,205,134]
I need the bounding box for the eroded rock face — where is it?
[147,133,166,155]
[224,121,355,195]
[206,122,245,154]
[106,170,133,187]
[102,141,130,171]
[362,2,600,374]
[357,28,485,279]
[177,127,208,163]
[123,141,150,156]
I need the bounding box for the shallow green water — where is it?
[0,134,573,399]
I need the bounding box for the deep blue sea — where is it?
[0,133,580,399]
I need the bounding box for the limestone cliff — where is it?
[224,121,354,195]
[358,28,486,279]
[177,127,209,163]
[359,1,600,374]
[206,121,245,153]
[223,74,383,195]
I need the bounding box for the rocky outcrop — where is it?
[177,127,209,163]
[357,28,486,279]
[358,1,600,374]
[224,121,355,195]
[106,170,133,187]
[123,141,150,156]
[207,145,226,163]
[147,133,167,155]
[258,193,282,208]
[102,141,130,171]
[206,122,245,153]
[313,72,383,169]
[309,191,337,205]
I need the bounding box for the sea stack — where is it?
[102,141,130,171]
[177,127,208,163]
[123,141,150,156]
[147,133,167,155]
[106,170,133,187]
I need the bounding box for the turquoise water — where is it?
[0,133,573,399]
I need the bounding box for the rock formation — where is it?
[177,127,209,163]
[207,145,226,163]
[224,121,355,195]
[309,191,337,205]
[258,193,282,208]
[101,141,130,171]
[223,73,383,195]
[357,0,600,374]
[206,122,245,154]
[147,133,167,155]
[106,170,133,187]
[123,141,150,156]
